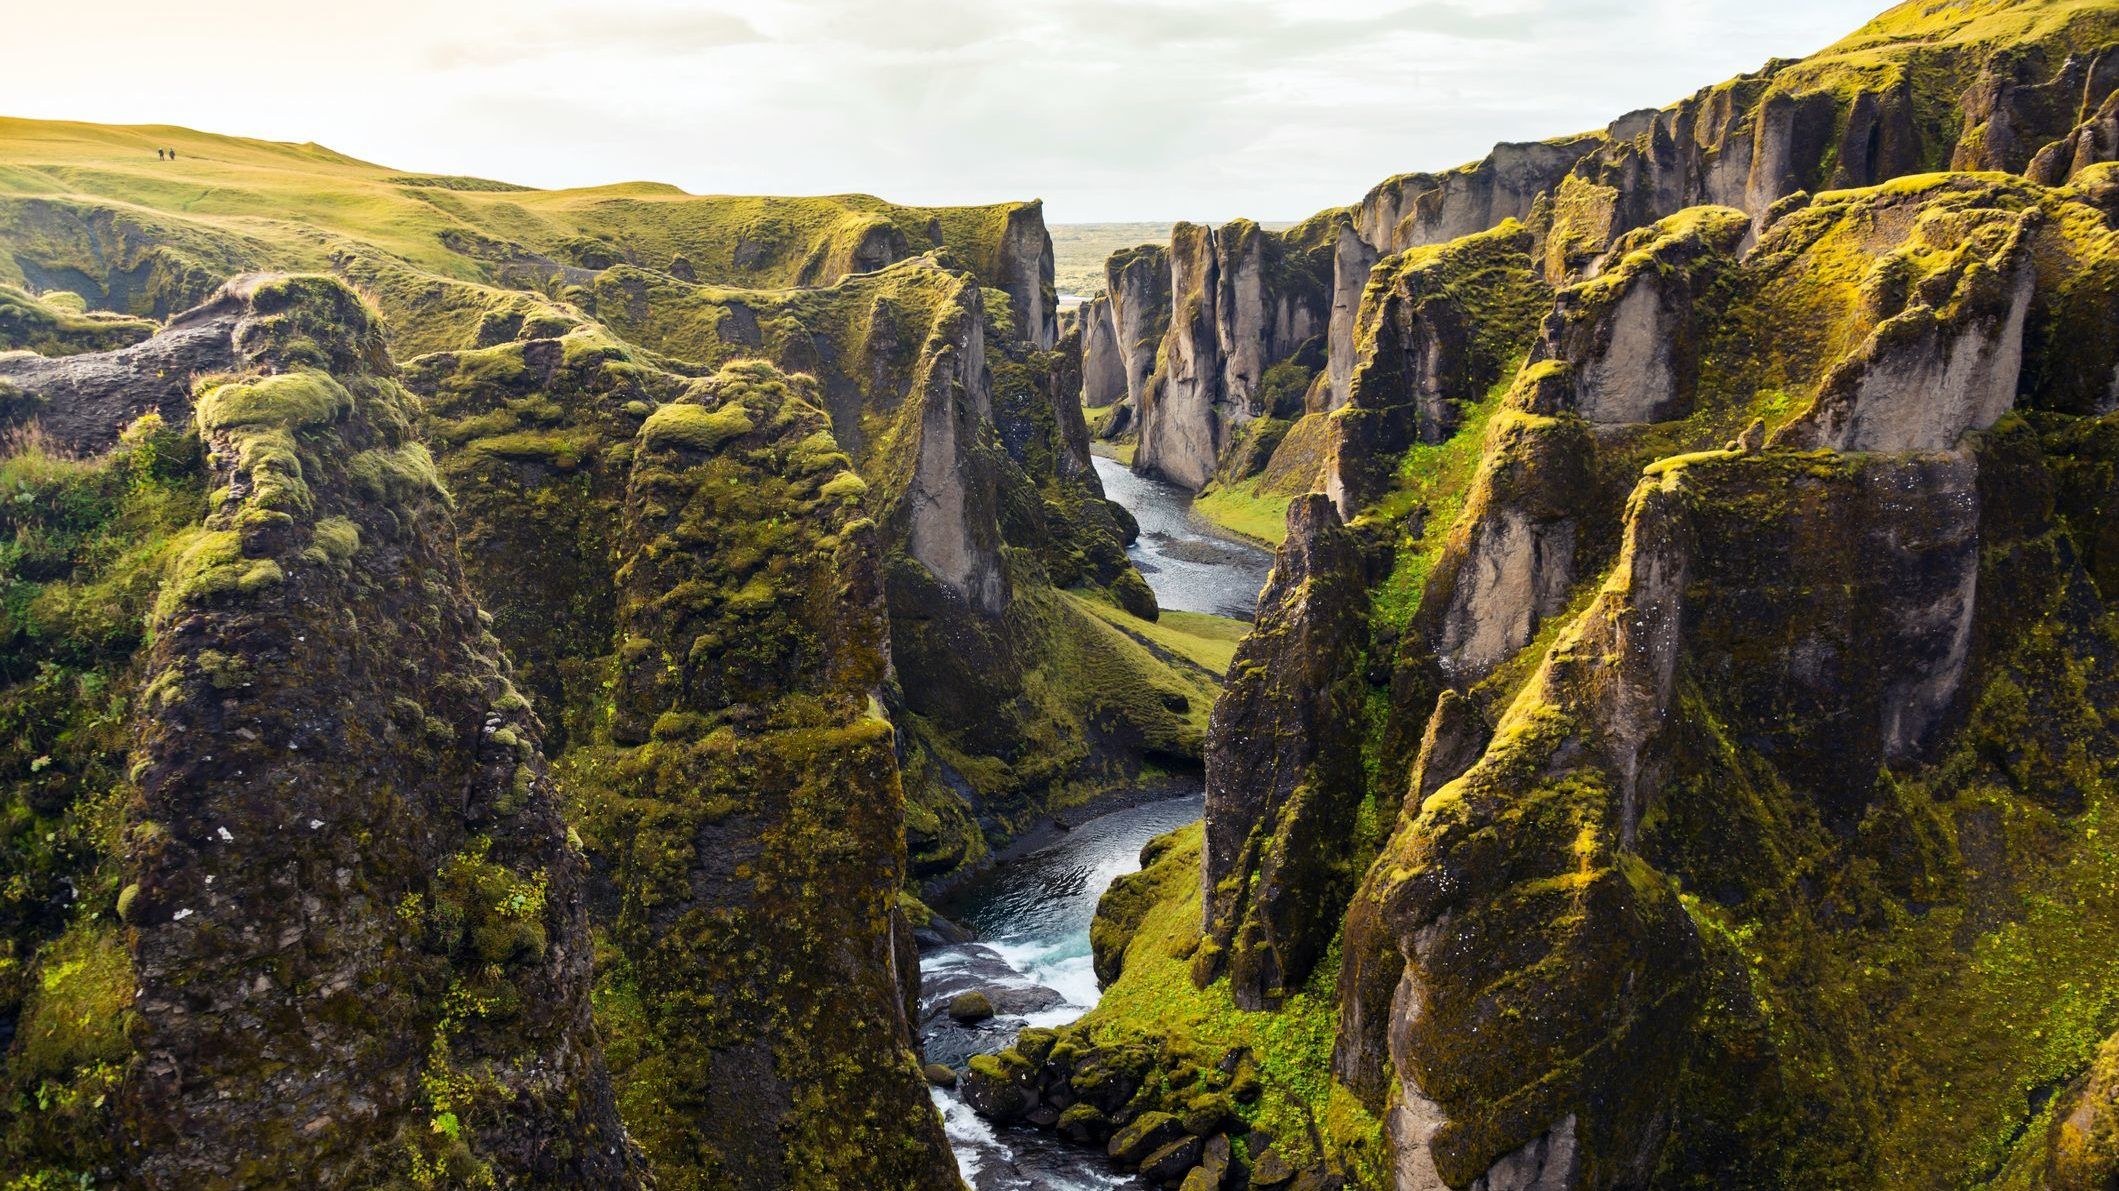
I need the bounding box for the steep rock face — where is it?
[896,283,1011,616]
[1196,495,1368,1009]
[1531,207,1749,426]
[1406,174,2111,695]
[1955,43,2119,176]
[420,253,1185,891]
[1106,243,1172,415]
[1291,3,2119,468]
[1136,220,1333,490]
[1346,441,2022,1188]
[1322,223,1551,518]
[1079,292,1128,408]
[1,275,638,1189]
[1325,222,1381,411]
[1356,137,1601,255]
[588,362,958,1190]
[1415,409,1596,682]
[997,200,1060,350]
[2029,82,2119,184]
[1779,209,2039,452]
[1325,174,2119,1188]
[400,306,989,1186]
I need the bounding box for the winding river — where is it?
[1090,455,1274,621]
[921,455,1275,1188]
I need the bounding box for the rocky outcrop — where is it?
[591,360,959,1189]
[1195,495,1368,1008]
[2029,80,2119,184]
[1079,292,1127,408]
[1415,409,1594,682]
[3,275,639,1188]
[1357,137,1601,255]
[1345,439,2012,1188]
[1106,243,1171,414]
[1319,173,2119,1188]
[1136,220,1333,490]
[898,282,1011,615]
[998,200,1060,350]
[1955,44,2119,177]
[1778,206,2039,453]
[0,285,246,451]
[1324,222,1380,411]
[1251,8,2119,497]
[1529,207,1749,426]
[1322,223,1551,517]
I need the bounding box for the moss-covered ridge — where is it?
[573,360,959,1189]
[1111,0,2117,522]
[402,253,1180,887]
[0,283,155,357]
[1,274,639,1188]
[1323,220,1554,517]
[1131,215,1340,491]
[1344,424,2119,1186]
[1039,165,2119,1191]
[1326,174,2119,1184]
[1195,495,1370,1010]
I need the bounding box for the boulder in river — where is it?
[949,991,997,1023]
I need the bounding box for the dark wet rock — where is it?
[1137,1135,1204,1184]
[1107,1111,1185,1165]
[918,944,1069,1067]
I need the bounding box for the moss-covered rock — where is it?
[1324,220,1552,517]
[3,274,640,1188]
[1195,496,1370,1009]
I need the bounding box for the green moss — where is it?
[0,284,156,356]
[309,515,360,563]
[639,401,754,453]
[467,429,598,470]
[1064,592,1248,676]
[9,920,131,1081]
[152,528,283,620]
[193,369,352,432]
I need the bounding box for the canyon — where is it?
[3,0,2119,1188]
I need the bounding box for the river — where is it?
[920,454,1276,1187]
[1090,455,1274,621]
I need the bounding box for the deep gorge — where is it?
[5,0,2119,1187]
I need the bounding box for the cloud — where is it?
[423,5,767,68]
[6,0,1882,221]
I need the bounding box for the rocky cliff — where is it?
[1195,495,1369,1010]
[0,120,1202,1189]
[0,275,639,1189]
[1079,292,1128,409]
[997,17,2119,1186]
[1107,243,1172,410]
[1134,218,1336,490]
[1106,0,2119,507]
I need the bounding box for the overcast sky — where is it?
[5,0,1877,223]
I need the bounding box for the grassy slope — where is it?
[1063,591,1249,677]
[0,116,1038,313]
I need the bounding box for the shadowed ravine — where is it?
[921,465,1269,1187]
